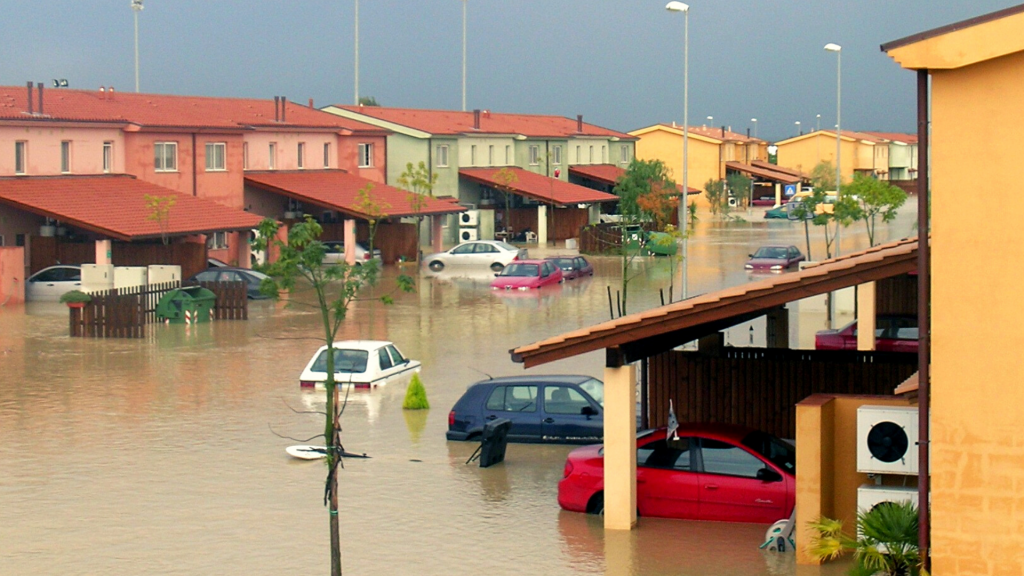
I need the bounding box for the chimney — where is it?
[308,98,314,109]
[746,128,750,138]
[473,108,481,129]
[37,83,43,114]
[26,82,33,115]
[672,121,676,128]
[281,97,287,122]
[274,96,280,121]
[577,114,583,133]
[721,125,726,138]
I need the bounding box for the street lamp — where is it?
[131,0,143,93]
[706,115,713,127]
[354,0,360,105]
[666,1,689,300]
[462,0,468,111]
[825,42,842,255]
[795,120,801,135]
[816,113,821,132]
[751,118,757,138]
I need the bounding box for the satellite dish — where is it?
[53,79,59,88]
[866,421,909,463]
[60,79,68,87]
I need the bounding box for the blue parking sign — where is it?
[784,184,797,197]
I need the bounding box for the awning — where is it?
[568,164,701,195]
[750,161,807,181]
[244,170,465,219]
[459,167,618,206]
[511,236,920,368]
[0,175,263,241]
[725,161,802,184]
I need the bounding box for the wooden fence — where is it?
[646,348,917,438]
[194,281,248,320]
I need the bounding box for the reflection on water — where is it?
[0,207,914,575]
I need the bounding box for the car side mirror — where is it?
[748,253,754,258]
[756,468,782,483]
[494,273,500,277]
[580,406,598,417]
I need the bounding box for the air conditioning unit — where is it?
[81,264,114,293]
[857,485,919,514]
[857,405,919,475]
[727,197,739,208]
[114,266,148,290]
[459,228,479,242]
[460,210,480,227]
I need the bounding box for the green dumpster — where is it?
[156,286,216,324]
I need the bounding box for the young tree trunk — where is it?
[329,385,342,576]
[803,220,813,261]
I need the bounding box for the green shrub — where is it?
[402,373,429,410]
[59,290,92,304]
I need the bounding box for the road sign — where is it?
[784,184,797,197]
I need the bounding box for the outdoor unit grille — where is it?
[459,228,479,242]
[856,405,919,475]
[459,210,480,228]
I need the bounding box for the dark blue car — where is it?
[446,375,605,444]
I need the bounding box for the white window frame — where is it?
[505,145,511,165]
[488,145,494,166]
[589,146,594,163]
[470,145,477,166]
[61,141,71,173]
[529,145,540,166]
[268,142,277,170]
[323,143,331,168]
[14,141,26,175]
[436,144,449,168]
[620,144,629,164]
[576,145,581,164]
[242,142,249,170]
[103,141,113,173]
[297,142,305,169]
[552,145,562,166]
[602,146,607,163]
[358,143,373,168]
[154,142,178,172]
[206,231,228,250]
[205,142,226,172]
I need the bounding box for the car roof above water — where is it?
[471,374,596,387]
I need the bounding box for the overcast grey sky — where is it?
[1,1,1016,140]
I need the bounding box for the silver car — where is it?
[424,240,527,272]
[322,241,382,266]
[26,265,82,301]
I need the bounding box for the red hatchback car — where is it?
[490,259,563,290]
[558,424,795,524]
[814,315,918,353]
[546,256,594,280]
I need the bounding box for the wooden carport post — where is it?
[857,282,876,351]
[603,347,637,530]
[344,219,357,265]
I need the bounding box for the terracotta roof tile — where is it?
[459,167,618,206]
[655,123,765,143]
[567,164,700,194]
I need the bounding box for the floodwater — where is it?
[0,207,916,575]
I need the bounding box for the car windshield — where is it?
[311,349,369,374]
[495,241,518,252]
[500,263,539,277]
[741,431,795,473]
[753,247,789,259]
[551,258,575,270]
[578,378,604,407]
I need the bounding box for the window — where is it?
[358,143,373,168]
[154,142,177,172]
[323,143,331,168]
[386,345,406,365]
[242,143,249,170]
[103,141,113,173]
[15,234,26,247]
[552,145,562,165]
[543,386,592,415]
[0,235,4,246]
[485,385,538,412]
[602,146,607,163]
[268,142,277,170]
[700,439,767,478]
[297,142,305,169]
[61,141,71,173]
[205,142,226,171]
[451,243,477,255]
[14,141,26,174]
[505,145,511,165]
[436,144,449,167]
[312,349,368,374]
[529,145,540,165]
[378,348,393,370]
[620,145,630,164]
[637,438,692,470]
[488,145,494,166]
[206,231,228,250]
[470,145,477,166]
[589,146,594,163]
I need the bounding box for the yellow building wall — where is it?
[776,134,865,184]
[633,129,722,209]
[929,49,1024,575]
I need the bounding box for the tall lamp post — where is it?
[825,42,842,255]
[795,120,801,135]
[666,1,690,300]
[751,118,757,138]
[131,0,143,93]
[462,0,468,111]
[354,0,360,105]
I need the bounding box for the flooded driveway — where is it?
[0,208,913,575]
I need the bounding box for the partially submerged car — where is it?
[425,240,527,272]
[546,256,594,280]
[815,315,918,353]
[299,340,421,388]
[490,260,563,290]
[745,245,805,272]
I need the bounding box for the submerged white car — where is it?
[424,240,527,273]
[299,340,421,388]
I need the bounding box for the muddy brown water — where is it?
[0,209,914,575]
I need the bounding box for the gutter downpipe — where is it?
[916,67,930,573]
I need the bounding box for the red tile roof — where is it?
[243,170,465,219]
[860,132,919,145]
[0,86,385,133]
[459,167,618,206]
[0,175,263,241]
[333,106,633,139]
[655,124,764,143]
[568,164,700,194]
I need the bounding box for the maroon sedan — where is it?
[744,245,805,272]
[490,259,563,290]
[815,315,918,353]
[546,256,594,280]
[558,424,795,524]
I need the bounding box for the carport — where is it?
[725,161,806,206]
[510,237,920,530]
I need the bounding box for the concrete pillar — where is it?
[95,239,112,265]
[603,359,637,531]
[344,219,357,265]
[766,306,790,349]
[431,215,444,254]
[267,224,288,265]
[774,183,782,207]
[236,232,252,269]
[537,205,548,246]
[857,281,877,351]
[588,204,601,225]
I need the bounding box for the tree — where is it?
[144,194,176,245]
[253,215,413,576]
[395,162,436,260]
[842,174,908,246]
[703,178,727,216]
[357,96,380,107]
[726,173,753,209]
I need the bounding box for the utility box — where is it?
[156,286,216,324]
[81,264,114,293]
[148,265,181,286]
[114,266,148,290]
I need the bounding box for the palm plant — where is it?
[808,500,925,576]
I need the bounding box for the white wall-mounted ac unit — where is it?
[727,197,739,208]
[459,228,479,242]
[857,405,919,475]
[460,210,480,228]
[857,484,919,514]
